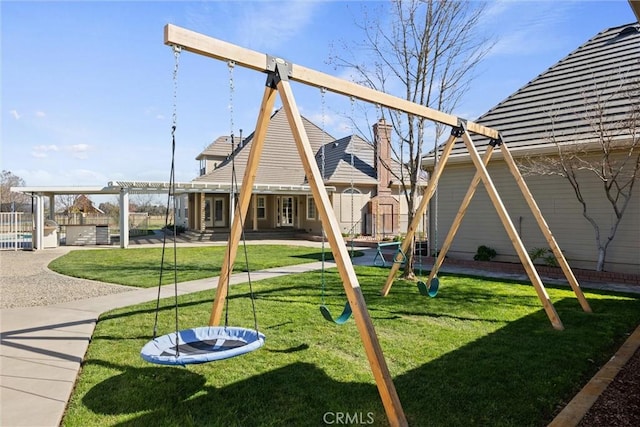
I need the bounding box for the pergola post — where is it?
[33,195,44,250]
[119,188,129,248]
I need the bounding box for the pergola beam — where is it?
[164,24,499,139]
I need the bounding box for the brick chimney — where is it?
[373,118,393,195]
[369,118,399,238]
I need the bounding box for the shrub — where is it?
[163,224,185,235]
[474,245,497,261]
[529,247,558,267]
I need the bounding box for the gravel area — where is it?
[579,347,640,426]
[0,248,136,309]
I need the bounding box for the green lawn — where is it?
[49,245,349,288]
[62,264,640,426]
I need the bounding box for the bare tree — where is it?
[519,77,640,271]
[0,170,31,211]
[330,0,492,278]
[56,194,80,214]
[99,201,119,217]
[131,193,165,215]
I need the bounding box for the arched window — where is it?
[343,188,361,195]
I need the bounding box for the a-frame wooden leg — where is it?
[499,144,592,313]
[209,84,279,326]
[426,145,496,284]
[277,77,407,427]
[381,132,459,296]
[461,129,564,330]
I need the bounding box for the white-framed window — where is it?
[343,187,362,194]
[307,195,317,220]
[256,196,266,219]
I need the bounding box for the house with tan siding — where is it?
[178,108,422,239]
[423,23,640,274]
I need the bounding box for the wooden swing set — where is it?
[164,23,591,427]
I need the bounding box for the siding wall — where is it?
[434,160,640,274]
[332,185,372,235]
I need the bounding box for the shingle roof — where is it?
[426,23,640,163]
[316,135,378,185]
[196,136,241,160]
[195,108,425,189]
[194,108,339,187]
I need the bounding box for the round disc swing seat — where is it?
[141,326,265,366]
[141,51,265,367]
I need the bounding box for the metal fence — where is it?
[0,212,33,250]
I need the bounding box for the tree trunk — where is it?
[596,246,606,272]
[402,211,416,280]
[402,241,416,280]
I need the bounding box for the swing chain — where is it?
[224,60,236,328]
[152,43,182,352]
[171,45,181,138]
[320,87,327,304]
[349,96,355,249]
[228,61,236,143]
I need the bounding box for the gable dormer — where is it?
[196,135,238,176]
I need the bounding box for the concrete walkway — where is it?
[1,243,638,426]
[1,244,331,427]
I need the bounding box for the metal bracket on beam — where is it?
[489,134,504,147]
[265,55,292,88]
[451,118,467,137]
[267,55,292,78]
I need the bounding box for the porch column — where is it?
[199,193,205,231]
[188,193,195,230]
[119,188,129,248]
[252,193,258,231]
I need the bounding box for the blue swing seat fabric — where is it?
[417,277,439,298]
[141,326,265,366]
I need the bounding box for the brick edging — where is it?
[432,258,640,286]
[348,240,640,287]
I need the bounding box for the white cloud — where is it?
[34,144,59,151]
[31,144,60,158]
[185,1,318,50]
[10,110,21,120]
[66,143,90,159]
[483,0,576,58]
[237,1,318,50]
[61,168,107,184]
[16,169,56,185]
[31,151,48,159]
[35,111,46,118]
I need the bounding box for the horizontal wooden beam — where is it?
[164,24,499,139]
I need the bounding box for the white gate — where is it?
[0,212,33,250]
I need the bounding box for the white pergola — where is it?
[11,180,328,249]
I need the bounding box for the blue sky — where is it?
[2,0,637,192]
